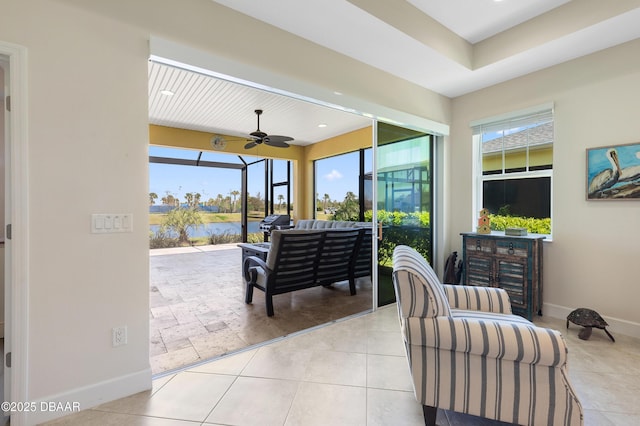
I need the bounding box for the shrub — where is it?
[162,207,204,244]
[364,210,430,227]
[149,229,179,249]
[207,230,265,245]
[489,214,551,234]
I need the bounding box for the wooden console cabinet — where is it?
[461,232,544,320]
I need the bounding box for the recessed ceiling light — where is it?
[318,123,328,128]
[160,89,175,96]
[333,91,343,96]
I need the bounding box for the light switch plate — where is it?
[91,214,133,233]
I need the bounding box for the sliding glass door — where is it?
[375,122,433,306]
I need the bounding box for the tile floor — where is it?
[46,305,640,426]
[149,244,373,374]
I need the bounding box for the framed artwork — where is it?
[587,142,640,200]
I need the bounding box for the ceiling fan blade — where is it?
[264,135,293,148]
[264,139,290,148]
[244,141,258,149]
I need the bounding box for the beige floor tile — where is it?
[204,376,299,425]
[42,409,200,425]
[599,411,640,426]
[366,353,414,391]
[240,346,314,381]
[583,409,616,426]
[366,388,424,426]
[98,372,235,422]
[151,373,175,392]
[365,305,401,332]
[366,329,406,356]
[303,350,367,386]
[284,381,366,426]
[570,371,640,414]
[187,348,257,375]
[272,319,369,354]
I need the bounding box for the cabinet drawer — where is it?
[464,237,494,255]
[495,239,529,258]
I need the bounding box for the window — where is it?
[471,104,553,235]
[314,151,360,220]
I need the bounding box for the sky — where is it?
[149,146,365,204]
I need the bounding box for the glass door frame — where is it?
[371,120,436,309]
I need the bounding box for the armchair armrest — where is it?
[404,316,567,367]
[443,284,512,314]
[243,255,270,284]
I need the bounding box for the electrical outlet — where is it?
[112,326,128,347]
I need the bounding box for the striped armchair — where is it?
[392,246,583,426]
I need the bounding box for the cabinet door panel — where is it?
[497,259,527,308]
[466,255,492,287]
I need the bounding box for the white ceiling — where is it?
[406,0,570,43]
[149,0,640,147]
[149,61,372,146]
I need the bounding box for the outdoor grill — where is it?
[259,214,291,232]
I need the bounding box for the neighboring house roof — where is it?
[483,122,553,154]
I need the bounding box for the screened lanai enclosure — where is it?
[147,120,436,374]
[149,146,292,245]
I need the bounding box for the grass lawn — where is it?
[149,212,265,225]
[149,210,295,225]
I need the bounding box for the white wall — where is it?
[450,39,640,334]
[1,1,151,422]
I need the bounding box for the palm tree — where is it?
[216,194,224,211]
[184,192,194,207]
[149,192,158,206]
[161,207,204,245]
[334,191,359,221]
[277,194,284,211]
[162,193,176,207]
[323,193,330,211]
[230,190,240,212]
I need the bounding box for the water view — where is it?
[150,221,261,238]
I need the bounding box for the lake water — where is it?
[150,221,262,237]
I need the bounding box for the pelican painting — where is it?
[587,143,640,199]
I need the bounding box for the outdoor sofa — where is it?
[243,220,373,316]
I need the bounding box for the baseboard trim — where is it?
[23,367,152,425]
[543,303,640,340]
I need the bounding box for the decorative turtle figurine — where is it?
[566,308,615,342]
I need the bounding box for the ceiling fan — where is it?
[244,109,293,149]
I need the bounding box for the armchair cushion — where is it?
[393,245,451,318]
